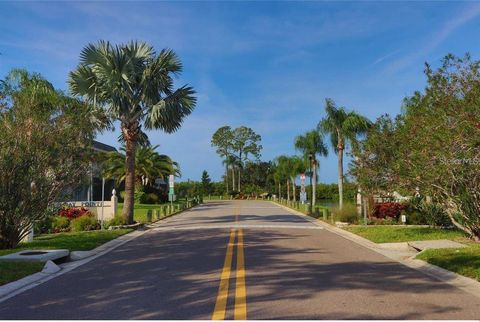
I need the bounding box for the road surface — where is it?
[1,200,480,319]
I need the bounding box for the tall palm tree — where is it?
[294,130,328,208]
[318,98,371,209]
[289,156,306,202]
[69,41,196,223]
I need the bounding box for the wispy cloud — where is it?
[370,49,401,67]
[384,3,480,74]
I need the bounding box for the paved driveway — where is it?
[1,200,479,319]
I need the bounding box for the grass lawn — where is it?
[344,226,466,243]
[0,229,132,257]
[118,201,189,223]
[417,244,480,281]
[0,261,45,286]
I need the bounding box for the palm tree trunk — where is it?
[292,177,296,202]
[238,168,241,192]
[232,167,235,192]
[123,136,137,224]
[278,182,281,199]
[312,161,317,208]
[287,179,290,201]
[338,148,344,209]
[225,162,229,194]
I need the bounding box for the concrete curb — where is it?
[273,201,480,300]
[0,203,203,304]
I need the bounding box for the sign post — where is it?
[168,175,175,205]
[300,173,307,204]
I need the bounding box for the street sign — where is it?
[300,173,307,203]
[300,191,307,203]
[169,175,174,188]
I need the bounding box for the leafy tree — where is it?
[0,70,103,248]
[69,41,196,224]
[274,156,291,200]
[318,99,370,209]
[201,170,213,195]
[211,126,234,194]
[231,126,262,192]
[294,130,328,207]
[352,54,480,240]
[241,161,275,193]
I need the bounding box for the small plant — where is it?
[372,202,407,219]
[34,208,57,234]
[70,214,100,232]
[106,216,126,227]
[332,204,359,224]
[58,207,90,219]
[51,216,71,233]
[143,193,159,204]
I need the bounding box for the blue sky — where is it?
[2,1,480,183]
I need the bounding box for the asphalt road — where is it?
[1,200,480,319]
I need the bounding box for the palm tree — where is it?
[318,98,371,209]
[69,41,196,223]
[102,145,179,187]
[289,156,306,202]
[294,130,328,209]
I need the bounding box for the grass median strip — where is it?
[416,244,480,281]
[344,226,466,243]
[0,229,133,257]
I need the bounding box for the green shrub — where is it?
[407,197,451,227]
[70,215,100,232]
[34,208,57,234]
[51,216,70,233]
[143,193,159,204]
[106,216,126,227]
[332,204,359,224]
[404,209,427,225]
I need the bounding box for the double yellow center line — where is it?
[212,204,246,320]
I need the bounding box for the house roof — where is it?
[93,140,117,152]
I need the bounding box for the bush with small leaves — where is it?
[51,216,71,233]
[70,214,100,232]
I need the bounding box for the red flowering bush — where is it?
[58,207,90,219]
[372,202,407,219]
